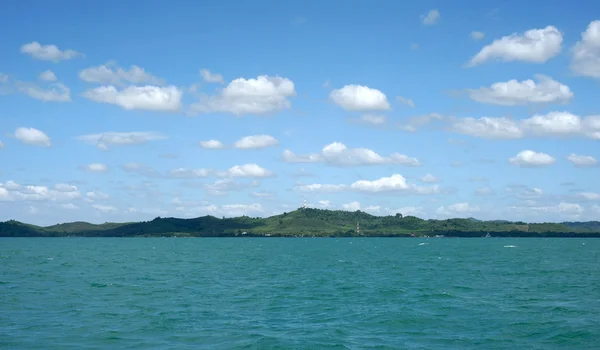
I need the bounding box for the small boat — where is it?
[485,232,491,238]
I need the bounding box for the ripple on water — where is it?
[1,237,600,349]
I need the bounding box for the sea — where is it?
[1,237,599,349]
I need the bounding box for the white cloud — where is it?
[282,149,323,163]
[61,203,79,210]
[421,9,440,25]
[77,131,166,150]
[509,150,556,167]
[92,204,117,212]
[234,135,279,149]
[86,191,110,201]
[342,201,361,211]
[83,163,109,173]
[175,203,264,218]
[0,140,4,149]
[566,153,597,167]
[359,114,387,125]
[199,140,225,149]
[204,179,258,196]
[39,70,57,82]
[14,127,51,147]
[329,85,391,111]
[200,69,224,84]
[82,85,182,112]
[295,184,346,193]
[449,116,523,139]
[475,187,495,196]
[508,202,583,218]
[398,113,443,132]
[421,174,439,183]
[0,180,80,202]
[251,191,274,198]
[467,75,573,106]
[80,62,162,85]
[449,112,600,140]
[576,192,600,201]
[350,174,439,194]
[284,142,420,167]
[20,41,82,62]
[168,168,211,178]
[467,26,563,66]
[471,31,485,40]
[396,96,415,108]
[571,20,600,79]
[0,73,8,83]
[16,82,71,102]
[222,164,273,178]
[190,75,296,116]
[437,202,480,216]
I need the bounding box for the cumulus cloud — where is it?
[421,174,439,183]
[14,127,51,147]
[508,202,583,218]
[467,26,563,66]
[566,153,597,167]
[0,180,80,202]
[570,20,600,79]
[509,150,556,167]
[76,131,166,150]
[448,112,600,140]
[92,204,117,213]
[83,163,109,173]
[396,96,415,108]
[20,41,82,62]
[467,75,573,106]
[471,31,485,40]
[167,168,211,178]
[39,70,57,82]
[449,116,523,139]
[200,69,224,84]
[80,62,162,85]
[204,178,259,196]
[199,140,225,149]
[329,85,391,111]
[175,203,264,218]
[342,201,361,211]
[221,164,273,178]
[234,135,279,149]
[436,202,480,216]
[399,113,444,132]
[82,85,182,112]
[190,75,296,116]
[282,150,323,163]
[295,184,347,193]
[358,114,387,125]
[283,142,420,167]
[421,9,440,25]
[350,174,439,194]
[16,82,71,102]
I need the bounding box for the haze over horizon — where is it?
[1,1,599,226]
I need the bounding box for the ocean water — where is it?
[1,238,599,349]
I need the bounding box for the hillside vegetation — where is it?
[1,208,599,238]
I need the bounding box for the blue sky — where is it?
[1,0,599,225]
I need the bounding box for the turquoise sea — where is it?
[1,237,599,349]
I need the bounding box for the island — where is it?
[1,208,599,238]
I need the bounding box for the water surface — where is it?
[2,238,599,349]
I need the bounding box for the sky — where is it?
[1,0,600,226]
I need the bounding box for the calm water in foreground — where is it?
[1,238,599,349]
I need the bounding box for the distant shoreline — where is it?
[2,208,599,238]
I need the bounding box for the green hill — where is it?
[1,208,599,238]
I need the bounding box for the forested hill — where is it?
[1,208,599,238]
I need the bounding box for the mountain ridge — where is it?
[2,208,599,237]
